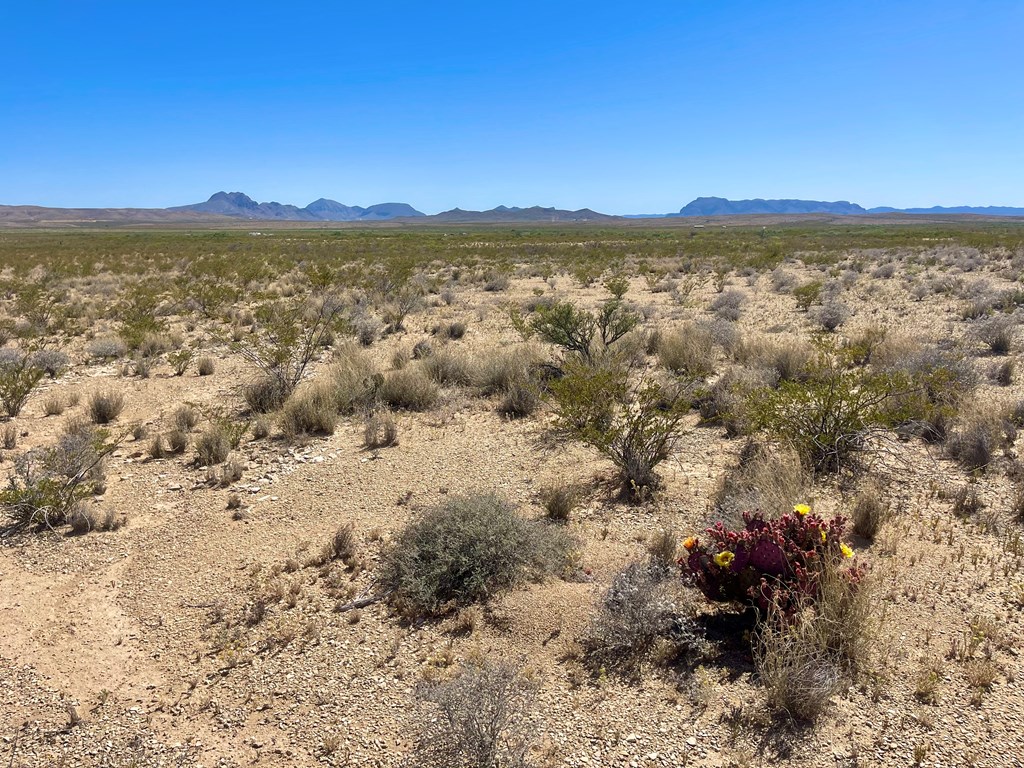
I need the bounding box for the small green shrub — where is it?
[379,492,576,618]
[551,364,688,500]
[0,351,45,417]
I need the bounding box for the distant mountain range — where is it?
[2,192,1024,227]
[169,192,424,221]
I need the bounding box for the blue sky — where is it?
[2,1,1022,213]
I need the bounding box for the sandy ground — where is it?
[2,259,1024,767]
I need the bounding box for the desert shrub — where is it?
[329,344,380,414]
[379,492,576,618]
[709,289,745,321]
[974,315,1016,355]
[412,659,535,768]
[167,348,193,376]
[379,366,439,411]
[243,374,288,414]
[88,336,127,360]
[714,441,809,528]
[172,404,200,432]
[68,502,122,535]
[498,382,541,419]
[583,559,704,677]
[323,523,359,567]
[946,408,1010,472]
[550,363,687,500]
[194,426,231,466]
[441,321,467,340]
[196,356,215,376]
[2,423,16,450]
[812,300,850,332]
[531,299,638,363]
[988,359,1014,386]
[364,410,399,449]
[792,281,823,311]
[0,424,114,532]
[279,381,337,439]
[0,351,44,417]
[241,295,347,400]
[851,481,889,540]
[30,349,69,378]
[166,429,188,454]
[422,347,474,386]
[88,389,125,424]
[538,483,579,522]
[656,323,717,377]
[482,269,511,292]
[412,339,434,360]
[877,343,978,442]
[251,415,271,440]
[42,393,65,417]
[771,267,797,293]
[750,355,903,473]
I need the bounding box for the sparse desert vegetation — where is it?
[2,223,1024,767]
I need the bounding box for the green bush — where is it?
[749,355,904,474]
[0,424,114,532]
[550,364,688,500]
[531,299,638,363]
[0,351,44,417]
[379,492,576,618]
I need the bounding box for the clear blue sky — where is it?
[2,1,1022,213]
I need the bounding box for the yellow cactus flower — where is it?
[793,503,811,516]
[713,551,735,568]
[840,543,854,559]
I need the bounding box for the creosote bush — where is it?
[550,362,688,500]
[379,492,576,618]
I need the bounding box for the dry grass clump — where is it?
[946,406,1011,472]
[851,481,890,540]
[166,428,189,454]
[194,426,231,466]
[196,356,216,376]
[379,366,439,411]
[973,315,1016,355]
[379,492,576,618]
[42,393,65,416]
[498,381,542,419]
[472,344,548,396]
[172,404,199,432]
[87,336,127,360]
[421,347,474,386]
[656,322,717,377]
[328,344,380,414]
[412,659,535,768]
[68,502,123,535]
[2,422,18,450]
[757,562,877,721]
[243,374,288,414]
[987,358,1014,386]
[279,381,337,440]
[538,483,580,522]
[696,366,775,437]
[88,389,125,424]
[736,336,812,382]
[713,441,808,528]
[363,410,399,449]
